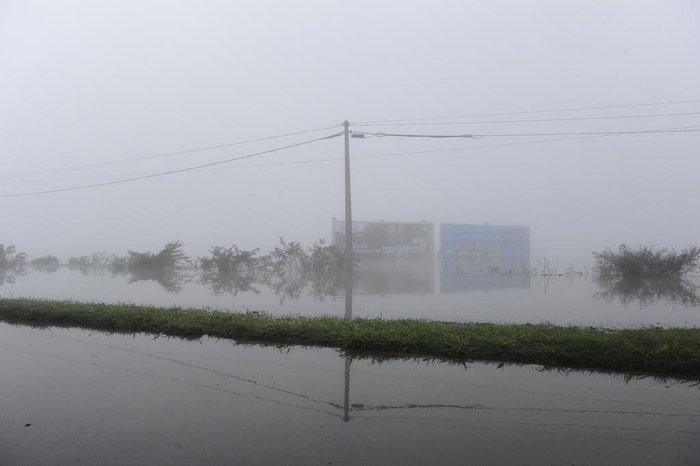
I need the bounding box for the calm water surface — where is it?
[2,264,699,328]
[1,324,698,465]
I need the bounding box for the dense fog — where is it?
[2,1,699,267]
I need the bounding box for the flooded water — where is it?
[1,261,699,329]
[2,263,699,464]
[1,323,698,465]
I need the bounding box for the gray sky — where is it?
[1,0,699,266]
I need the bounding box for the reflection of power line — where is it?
[33,329,349,415]
[18,330,344,419]
[0,132,342,198]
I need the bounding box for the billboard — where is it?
[332,220,433,256]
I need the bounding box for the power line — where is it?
[353,132,482,139]
[207,131,653,169]
[352,128,700,139]
[10,124,699,183]
[218,131,657,167]
[0,124,341,179]
[479,128,700,137]
[1,134,608,185]
[353,98,700,125]
[0,132,342,198]
[352,111,700,127]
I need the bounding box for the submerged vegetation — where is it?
[0,244,27,269]
[68,252,110,274]
[593,245,700,306]
[5,240,699,306]
[0,298,698,378]
[198,245,259,295]
[593,245,700,279]
[127,241,190,270]
[0,244,27,284]
[123,241,191,292]
[30,255,60,273]
[0,238,349,297]
[196,238,348,300]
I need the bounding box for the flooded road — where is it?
[1,323,698,465]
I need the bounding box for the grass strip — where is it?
[0,298,699,378]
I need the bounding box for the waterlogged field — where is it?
[1,264,699,328]
[1,323,699,465]
[2,261,699,464]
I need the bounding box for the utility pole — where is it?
[343,120,353,271]
[343,120,353,319]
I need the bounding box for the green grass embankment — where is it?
[0,298,699,378]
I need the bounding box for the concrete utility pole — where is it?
[343,120,353,272]
[343,120,353,320]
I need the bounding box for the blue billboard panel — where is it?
[440,224,529,261]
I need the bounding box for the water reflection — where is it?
[199,268,259,295]
[594,276,700,307]
[125,267,189,293]
[0,266,26,285]
[5,251,700,328]
[356,257,434,295]
[441,259,530,292]
[30,255,60,273]
[3,325,699,464]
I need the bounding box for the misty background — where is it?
[2,0,699,267]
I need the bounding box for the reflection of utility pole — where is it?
[344,276,353,320]
[343,121,353,320]
[343,354,351,422]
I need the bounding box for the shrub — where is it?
[308,239,346,276]
[199,245,259,275]
[198,245,260,295]
[127,241,190,269]
[593,244,700,278]
[0,244,27,284]
[0,244,27,270]
[259,238,309,278]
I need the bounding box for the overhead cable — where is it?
[353,111,700,127]
[0,123,342,179]
[10,125,699,183]
[352,132,482,139]
[353,98,700,125]
[352,128,700,139]
[0,132,342,198]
